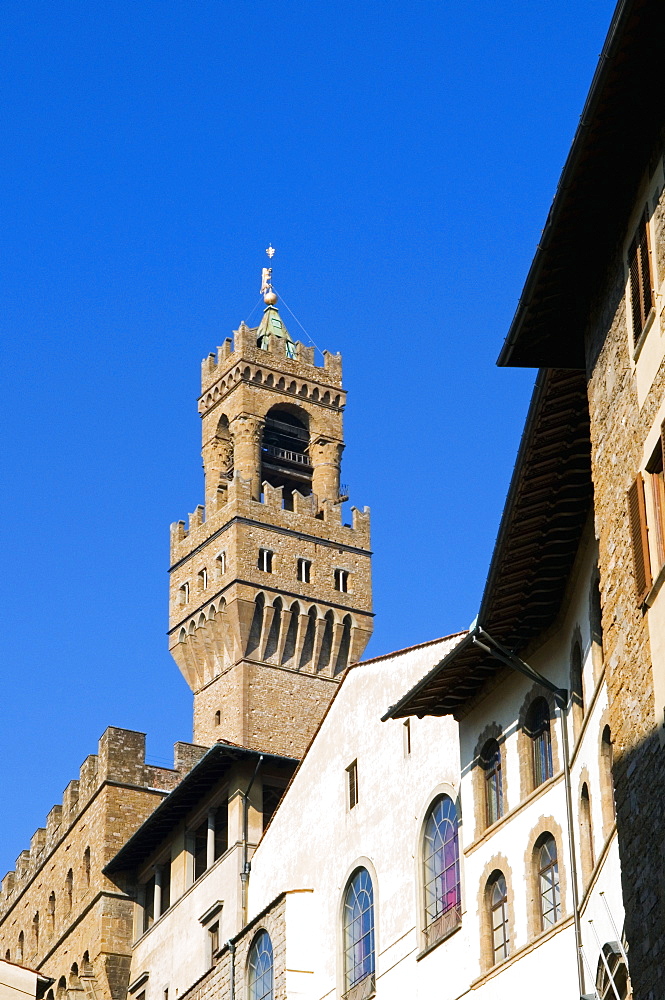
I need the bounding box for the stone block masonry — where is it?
[0,728,205,1000]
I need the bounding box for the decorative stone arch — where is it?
[334,613,353,675]
[516,684,561,799]
[321,390,331,404]
[577,766,595,889]
[213,386,220,400]
[298,605,320,670]
[333,394,341,407]
[310,387,319,401]
[208,603,217,620]
[276,377,285,390]
[245,591,266,657]
[56,977,66,1000]
[570,627,585,742]
[298,383,308,397]
[253,369,263,383]
[198,613,206,628]
[598,712,616,838]
[188,620,196,636]
[477,853,516,972]
[523,816,568,939]
[179,627,187,643]
[281,600,301,666]
[263,596,284,662]
[287,380,296,394]
[471,722,507,841]
[242,366,251,380]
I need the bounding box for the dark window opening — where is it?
[258,549,273,573]
[628,209,654,340]
[347,760,358,809]
[261,408,312,510]
[526,698,553,788]
[193,820,208,881]
[297,558,311,583]
[214,805,229,860]
[481,739,503,826]
[334,568,349,593]
[263,784,284,830]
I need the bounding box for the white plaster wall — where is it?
[247,635,468,1000]
[130,845,243,1000]
[0,962,40,1000]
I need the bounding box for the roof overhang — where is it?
[104,742,297,876]
[384,368,591,721]
[498,0,665,369]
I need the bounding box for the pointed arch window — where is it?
[343,868,375,994]
[526,698,553,788]
[537,835,561,929]
[596,942,630,999]
[247,930,273,1000]
[423,795,461,943]
[480,739,503,826]
[488,872,509,964]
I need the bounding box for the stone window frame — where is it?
[246,927,274,1000]
[516,685,561,800]
[476,854,516,973]
[416,784,464,955]
[334,568,350,593]
[569,628,585,743]
[470,723,507,842]
[577,766,595,889]
[523,817,568,940]
[589,572,604,683]
[231,899,286,1000]
[337,857,379,1000]
[598,713,616,840]
[297,557,312,583]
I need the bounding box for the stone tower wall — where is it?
[170,316,373,753]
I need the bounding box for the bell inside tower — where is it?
[261,405,312,509]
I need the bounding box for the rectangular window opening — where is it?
[334,568,349,593]
[178,582,190,606]
[198,567,208,591]
[403,719,411,756]
[258,548,273,573]
[647,432,665,571]
[347,759,358,809]
[628,208,655,342]
[208,922,219,964]
[297,558,311,583]
[216,552,227,577]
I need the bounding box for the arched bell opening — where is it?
[261,405,312,510]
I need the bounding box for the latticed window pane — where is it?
[596,942,630,1000]
[489,873,509,963]
[423,796,461,928]
[538,837,560,929]
[481,740,503,826]
[343,868,375,989]
[527,698,553,787]
[248,930,273,1000]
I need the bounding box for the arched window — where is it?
[17,931,24,963]
[48,892,56,930]
[261,406,312,508]
[526,698,553,788]
[487,871,509,964]
[423,796,461,942]
[580,783,594,881]
[570,641,584,736]
[65,869,73,910]
[247,930,273,1000]
[84,846,91,887]
[537,835,560,929]
[596,942,630,999]
[480,740,503,826]
[601,725,616,821]
[32,912,39,952]
[343,868,375,992]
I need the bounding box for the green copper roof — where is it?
[256,304,296,358]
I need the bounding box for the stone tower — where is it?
[168,269,373,755]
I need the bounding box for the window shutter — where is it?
[628,235,642,336]
[627,474,652,602]
[639,211,653,322]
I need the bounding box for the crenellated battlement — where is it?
[0,728,204,918]
[200,322,343,397]
[169,473,371,566]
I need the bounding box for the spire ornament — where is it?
[261,245,278,305]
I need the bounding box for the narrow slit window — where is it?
[216,552,227,577]
[297,558,311,583]
[334,568,349,592]
[347,759,358,809]
[179,582,190,605]
[647,430,665,571]
[403,718,411,756]
[258,549,273,573]
[198,567,208,591]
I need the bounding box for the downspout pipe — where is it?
[472,627,585,999]
[240,753,263,924]
[226,939,236,1000]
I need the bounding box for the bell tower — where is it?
[168,259,373,756]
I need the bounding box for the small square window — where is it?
[298,558,311,583]
[258,549,273,573]
[347,759,358,809]
[334,568,349,593]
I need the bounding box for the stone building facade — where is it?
[0,729,204,1000]
[497,1,665,994]
[168,286,373,755]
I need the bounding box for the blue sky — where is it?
[0,1,616,873]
